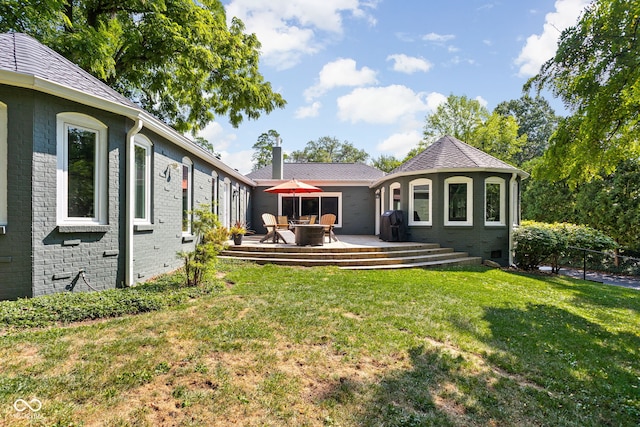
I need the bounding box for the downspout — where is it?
[125,118,143,286]
[508,172,517,266]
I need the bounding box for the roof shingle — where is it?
[247,162,385,181]
[392,135,522,174]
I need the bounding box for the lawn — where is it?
[1,261,639,426]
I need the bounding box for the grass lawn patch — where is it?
[0,262,638,426]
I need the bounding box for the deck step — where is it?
[220,238,483,270]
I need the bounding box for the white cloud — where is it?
[225,0,378,69]
[387,54,432,74]
[337,85,442,124]
[218,149,255,174]
[425,92,447,112]
[475,96,488,108]
[376,130,423,157]
[295,101,322,118]
[196,122,236,152]
[515,0,590,77]
[422,32,455,43]
[304,58,378,100]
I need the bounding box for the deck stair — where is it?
[220,238,482,270]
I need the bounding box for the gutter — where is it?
[369,167,530,188]
[125,118,143,287]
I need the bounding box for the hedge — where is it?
[513,221,617,272]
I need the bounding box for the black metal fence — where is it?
[561,246,640,279]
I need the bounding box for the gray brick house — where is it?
[0,33,527,300]
[0,33,253,300]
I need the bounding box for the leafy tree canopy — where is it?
[0,0,286,133]
[495,95,560,164]
[419,94,527,165]
[289,136,369,163]
[371,154,402,173]
[526,0,640,184]
[251,129,282,171]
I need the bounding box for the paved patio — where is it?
[236,234,426,249]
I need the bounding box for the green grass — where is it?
[0,262,638,426]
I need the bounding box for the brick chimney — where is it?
[272,136,283,179]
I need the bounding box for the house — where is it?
[0,33,527,300]
[0,33,253,300]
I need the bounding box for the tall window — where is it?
[0,102,6,226]
[444,177,473,226]
[56,113,107,225]
[181,157,193,234]
[134,135,152,224]
[280,193,342,226]
[389,182,401,210]
[409,178,432,225]
[485,177,505,226]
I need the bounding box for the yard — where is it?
[1,261,639,426]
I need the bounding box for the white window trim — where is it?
[182,157,193,235]
[511,179,520,227]
[56,112,108,225]
[389,182,401,211]
[0,102,7,226]
[211,171,218,216]
[444,176,473,227]
[278,192,343,228]
[133,135,152,224]
[484,177,506,226]
[409,178,432,226]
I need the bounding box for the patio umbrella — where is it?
[264,179,322,219]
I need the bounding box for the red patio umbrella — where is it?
[264,179,322,219]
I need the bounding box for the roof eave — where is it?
[0,70,256,187]
[253,178,377,187]
[370,167,529,188]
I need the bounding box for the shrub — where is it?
[177,205,229,286]
[0,272,223,329]
[514,221,617,272]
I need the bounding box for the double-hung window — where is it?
[182,157,193,234]
[134,135,152,224]
[409,178,432,225]
[56,113,107,225]
[484,177,505,226]
[444,176,473,226]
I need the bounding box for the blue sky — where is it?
[199,0,591,173]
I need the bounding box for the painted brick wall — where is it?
[31,93,127,296]
[0,87,34,300]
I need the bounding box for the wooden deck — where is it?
[220,235,482,270]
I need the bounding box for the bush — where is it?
[514,221,617,272]
[0,272,223,329]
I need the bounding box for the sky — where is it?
[198,0,592,174]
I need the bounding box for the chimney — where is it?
[272,136,283,179]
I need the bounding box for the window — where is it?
[444,177,473,226]
[485,177,505,226]
[280,193,342,226]
[389,182,401,210]
[56,113,107,225]
[0,102,6,226]
[409,178,432,225]
[181,157,193,234]
[134,135,152,224]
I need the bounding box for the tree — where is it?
[575,159,640,251]
[472,112,527,165]
[289,136,369,163]
[494,95,559,164]
[423,94,488,143]
[0,0,286,134]
[527,0,640,184]
[371,155,402,173]
[421,94,526,164]
[251,130,281,171]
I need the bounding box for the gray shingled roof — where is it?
[247,162,385,181]
[391,135,523,174]
[0,32,138,109]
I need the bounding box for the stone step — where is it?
[340,256,483,270]
[223,242,441,254]
[220,247,453,260]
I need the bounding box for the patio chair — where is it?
[319,213,338,242]
[277,215,289,230]
[260,213,295,244]
[308,215,317,224]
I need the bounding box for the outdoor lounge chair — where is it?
[260,213,295,244]
[319,213,338,242]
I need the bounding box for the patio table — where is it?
[294,224,324,246]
